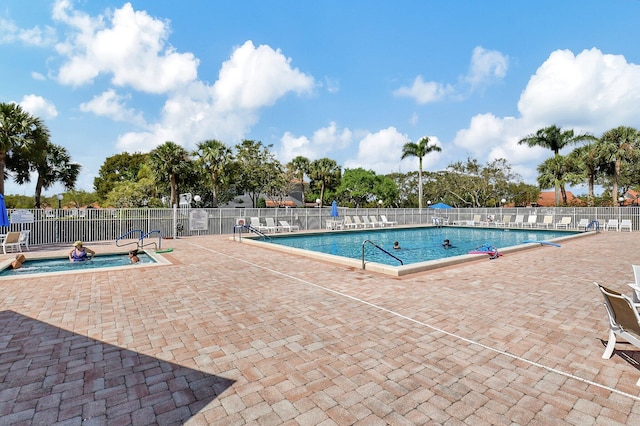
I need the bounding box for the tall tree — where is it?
[31,144,81,208]
[308,158,341,205]
[94,152,149,201]
[567,143,604,206]
[401,136,441,211]
[0,103,42,195]
[287,156,310,203]
[148,141,192,207]
[599,126,640,205]
[235,140,282,208]
[193,139,234,207]
[517,125,594,206]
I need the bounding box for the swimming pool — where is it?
[243,226,587,276]
[0,250,170,278]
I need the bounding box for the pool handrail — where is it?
[362,239,404,269]
[233,224,270,241]
[139,230,162,250]
[115,229,144,248]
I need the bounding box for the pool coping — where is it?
[236,226,595,276]
[0,248,173,280]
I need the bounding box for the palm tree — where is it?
[0,103,41,195]
[536,155,578,205]
[148,141,192,207]
[599,126,640,205]
[401,136,442,212]
[287,156,310,203]
[193,139,233,207]
[308,158,341,205]
[567,143,603,206]
[518,125,594,206]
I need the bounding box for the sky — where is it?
[2,0,640,197]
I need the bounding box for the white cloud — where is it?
[31,72,46,80]
[19,95,58,119]
[79,89,146,126]
[453,48,640,184]
[212,41,314,112]
[464,46,508,90]
[279,121,352,162]
[53,1,198,93]
[0,17,56,47]
[393,76,455,104]
[344,127,440,175]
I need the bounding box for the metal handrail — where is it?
[233,224,270,241]
[139,229,162,250]
[115,229,144,247]
[362,239,403,270]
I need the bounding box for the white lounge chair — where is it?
[577,218,590,231]
[343,216,358,229]
[471,214,481,226]
[605,219,619,232]
[494,215,511,227]
[279,220,300,232]
[264,218,281,233]
[620,219,633,232]
[523,215,538,227]
[2,232,22,254]
[18,230,30,251]
[380,215,397,226]
[594,282,640,386]
[361,216,376,228]
[538,216,553,228]
[369,216,383,227]
[555,217,572,229]
[352,216,365,228]
[628,265,640,306]
[250,217,270,233]
[510,215,524,227]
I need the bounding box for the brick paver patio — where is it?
[1,230,640,425]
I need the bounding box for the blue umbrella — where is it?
[330,200,339,217]
[429,202,452,209]
[0,194,8,227]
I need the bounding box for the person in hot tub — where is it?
[69,241,95,262]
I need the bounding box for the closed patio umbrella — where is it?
[331,200,339,217]
[0,194,8,227]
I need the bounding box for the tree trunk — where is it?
[34,175,44,208]
[613,159,621,206]
[170,173,178,207]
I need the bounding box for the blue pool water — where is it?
[266,227,576,266]
[1,252,156,277]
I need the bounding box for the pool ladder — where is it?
[232,224,270,241]
[362,240,403,270]
[115,229,162,250]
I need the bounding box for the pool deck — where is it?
[2,231,640,424]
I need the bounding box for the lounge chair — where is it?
[577,218,590,231]
[471,214,481,226]
[352,216,365,228]
[2,232,22,254]
[494,215,511,227]
[628,265,640,305]
[361,216,376,228]
[523,215,538,227]
[605,219,619,232]
[250,217,270,233]
[369,216,384,227]
[264,217,281,233]
[343,216,358,229]
[380,215,397,226]
[279,220,300,232]
[480,215,496,227]
[538,216,553,228]
[18,230,30,251]
[555,217,572,229]
[510,215,524,228]
[594,282,640,386]
[620,219,633,232]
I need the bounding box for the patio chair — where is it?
[264,218,281,233]
[343,216,359,229]
[577,218,590,231]
[510,215,524,227]
[594,282,640,386]
[471,214,482,226]
[250,217,270,233]
[18,230,30,251]
[628,265,640,305]
[494,215,511,227]
[555,217,572,229]
[2,232,22,254]
[352,216,365,228]
[620,219,633,232]
[538,216,553,228]
[523,215,538,227]
[361,216,376,228]
[605,219,619,232]
[369,216,384,227]
[279,220,300,232]
[380,215,397,226]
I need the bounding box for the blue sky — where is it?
[2,0,640,197]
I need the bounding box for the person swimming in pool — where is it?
[393,241,401,250]
[129,249,140,263]
[442,239,453,249]
[69,241,95,262]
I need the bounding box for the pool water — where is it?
[1,252,156,277]
[266,227,575,266]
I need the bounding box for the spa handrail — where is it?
[139,230,162,250]
[362,239,403,269]
[233,224,270,241]
[115,229,144,247]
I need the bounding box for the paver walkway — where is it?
[1,231,640,425]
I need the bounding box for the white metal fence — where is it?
[4,205,639,248]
